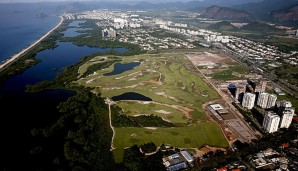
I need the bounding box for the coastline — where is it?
[0,16,64,71]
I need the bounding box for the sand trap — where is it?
[144,127,157,130]
[154,110,172,114]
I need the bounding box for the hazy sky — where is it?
[0,0,198,3]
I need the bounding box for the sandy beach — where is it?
[0,16,64,71]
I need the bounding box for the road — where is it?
[185,55,259,143]
[105,98,116,150]
[218,45,298,97]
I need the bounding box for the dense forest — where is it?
[32,89,114,170]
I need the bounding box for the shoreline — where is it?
[0,16,64,71]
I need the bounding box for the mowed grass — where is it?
[79,53,220,122]
[114,124,229,149]
[211,65,250,80]
[117,101,187,123]
[113,148,124,163]
[77,53,228,154]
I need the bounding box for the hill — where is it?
[208,21,239,31]
[241,22,280,32]
[234,0,298,21]
[200,6,255,22]
[272,5,298,22]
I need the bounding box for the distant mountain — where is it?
[234,0,298,21]
[241,22,280,32]
[208,21,239,31]
[272,5,298,22]
[200,6,255,22]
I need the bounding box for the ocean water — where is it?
[0,3,60,63]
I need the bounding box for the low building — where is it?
[207,104,229,120]
[163,151,194,171]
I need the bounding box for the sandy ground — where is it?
[0,16,64,70]
[186,52,233,66]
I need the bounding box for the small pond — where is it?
[111,92,152,101]
[104,62,140,76]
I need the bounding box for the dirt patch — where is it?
[186,52,234,66]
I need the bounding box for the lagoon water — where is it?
[0,6,126,169]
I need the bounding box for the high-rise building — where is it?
[277,100,293,115]
[257,93,277,109]
[277,100,295,128]
[263,111,280,133]
[242,92,256,109]
[257,92,269,108]
[266,94,277,109]
[101,28,116,38]
[280,108,295,128]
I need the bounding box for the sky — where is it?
[1,0,199,3]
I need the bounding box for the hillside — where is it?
[200,6,255,22]
[272,5,298,22]
[208,21,239,31]
[234,0,298,21]
[241,22,280,32]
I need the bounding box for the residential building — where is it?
[257,93,276,109]
[266,94,277,109]
[102,28,116,38]
[257,92,269,108]
[263,111,280,133]
[242,92,256,109]
[280,108,294,128]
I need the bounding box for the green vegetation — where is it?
[241,22,280,33]
[140,142,157,153]
[277,93,298,112]
[123,145,165,171]
[114,125,229,149]
[208,21,238,31]
[232,102,264,135]
[32,89,114,170]
[75,52,227,152]
[111,105,176,127]
[61,19,145,56]
[211,65,250,80]
[198,127,298,170]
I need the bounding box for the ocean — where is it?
[0,3,60,63]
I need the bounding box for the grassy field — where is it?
[114,125,229,149]
[78,53,220,123]
[77,52,227,162]
[210,64,250,80]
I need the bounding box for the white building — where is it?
[263,111,280,133]
[280,108,295,128]
[242,92,256,109]
[257,92,269,108]
[102,28,116,38]
[257,93,276,109]
[277,100,295,128]
[266,94,277,109]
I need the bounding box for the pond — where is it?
[111,92,152,101]
[104,62,140,76]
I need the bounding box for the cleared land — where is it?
[77,52,228,162]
